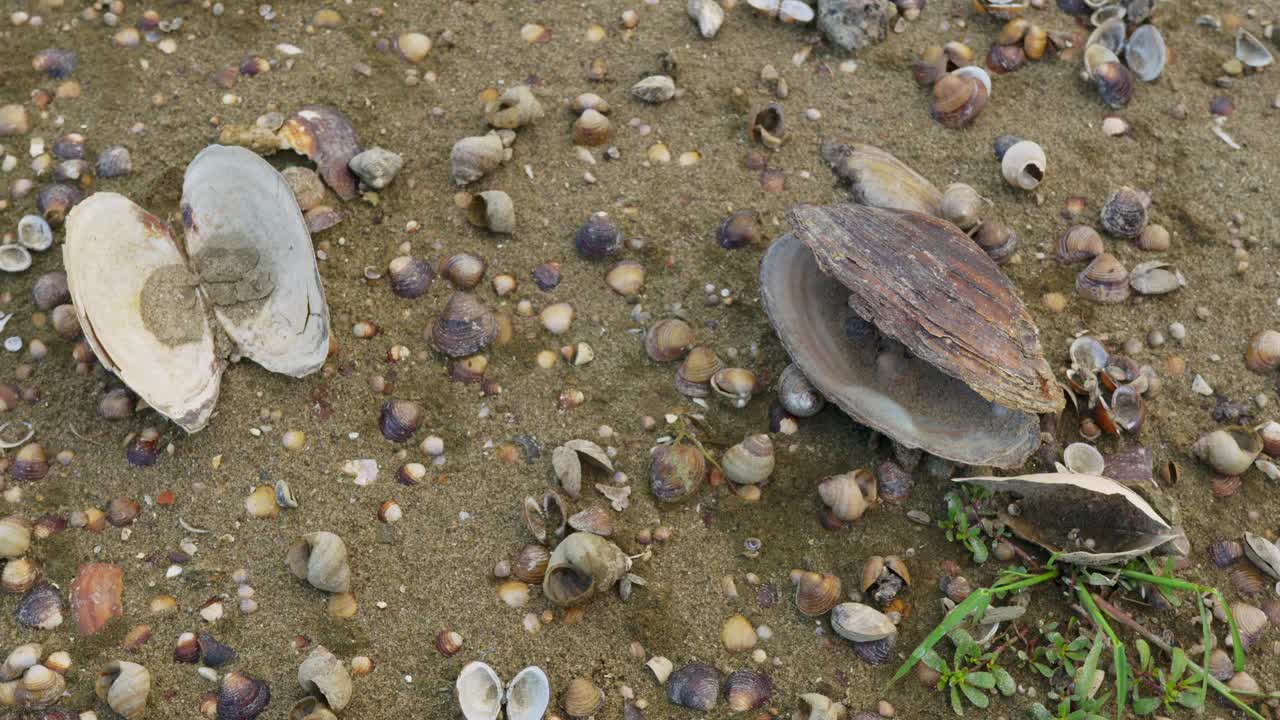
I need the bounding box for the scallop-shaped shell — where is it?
[0,244,33,273]
[1236,29,1274,69]
[1244,532,1280,581]
[1209,539,1244,568]
[562,676,603,718]
[0,516,32,559]
[778,363,824,417]
[286,531,351,593]
[931,73,988,129]
[506,666,551,720]
[388,256,435,298]
[940,183,983,231]
[450,134,505,185]
[723,670,772,712]
[762,204,1061,468]
[954,473,1183,565]
[298,646,351,712]
[95,661,150,720]
[485,85,545,129]
[650,442,706,502]
[543,532,630,606]
[1232,602,1269,649]
[1129,261,1185,295]
[818,141,942,216]
[1124,25,1167,81]
[646,319,695,362]
[792,570,841,616]
[721,434,774,485]
[1076,253,1130,304]
[456,661,502,720]
[1056,225,1104,263]
[432,292,497,358]
[466,191,515,234]
[831,602,896,642]
[1192,427,1262,476]
[666,663,719,712]
[278,106,361,200]
[1000,140,1045,191]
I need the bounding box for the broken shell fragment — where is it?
[954,473,1184,565]
[543,532,630,606]
[95,661,150,720]
[348,147,403,190]
[1192,427,1263,476]
[485,85,545,129]
[747,103,786,149]
[298,646,351,712]
[465,190,515,234]
[279,106,362,200]
[819,141,941,216]
[646,656,673,685]
[762,204,1062,468]
[796,693,846,720]
[688,0,725,38]
[70,562,124,636]
[1000,140,1045,191]
[286,531,351,593]
[450,134,506,185]
[631,75,677,104]
[1129,261,1185,295]
[666,663,719,712]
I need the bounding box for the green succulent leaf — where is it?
[961,682,991,709]
[994,668,1016,696]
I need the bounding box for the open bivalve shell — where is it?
[506,666,551,720]
[63,145,330,432]
[1244,532,1280,582]
[954,473,1186,565]
[455,662,549,720]
[761,203,1063,468]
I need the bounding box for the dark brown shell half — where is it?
[762,204,1062,468]
[279,106,361,200]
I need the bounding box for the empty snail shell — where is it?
[217,671,271,720]
[379,399,424,442]
[543,532,630,606]
[450,134,506,185]
[724,670,773,712]
[562,676,604,718]
[818,470,875,522]
[1192,426,1262,476]
[1000,140,1045,191]
[290,697,338,720]
[286,531,351,593]
[666,663,719,712]
[830,602,897,642]
[1246,330,1280,373]
[747,103,785,149]
[778,363,824,417]
[387,256,435,299]
[572,108,614,147]
[931,71,988,129]
[0,516,32,559]
[1075,253,1130,304]
[940,183,984,231]
[711,367,758,408]
[465,190,515,234]
[1093,60,1133,109]
[1100,186,1149,239]
[645,319,695,362]
[95,661,150,720]
[675,346,723,397]
[650,442,707,502]
[574,212,622,260]
[432,292,498,357]
[485,85,544,129]
[721,434,775,485]
[298,646,351,712]
[973,221,1018,264]
[1056,225,1104,263]
[791,569,841,616]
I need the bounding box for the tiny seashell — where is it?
[36,183,84,226]
[710,367,758,408]
[1236,29,1274,69]
[650,442,706,502]
[485,85,545,130]
[791,569,841,616]
[1,557,37,594]
[507,666,551,720]
[1056,225,1104,263]
[1000,140,1045,191]
[17,215,53,252]
[543,532,629,606]
[17,583,64,630]
[1129,261,1185,295]
[631,75,677,104]
[646,656,674,685]
[347,147,402,190]
[387,256,435,299]
[1192,427,1262,476]
[666,662,719,712]
[1063,443,1105,475]
[378,399,425,442]
[675,346,723,397]
[940,183,984,231]
[279,106,362,200]
[986,44,1027,74]
[435,629,464,657]
[717,210,761,250]
[747,103,785,149]
[818,470,874,521]
[1231,566,1266,596]
[32,48,78,79]
[572,108,614,147]
[0,643,42,682]
[930,72,987,129]
[217,671,272,720]
[1244,330,1280,373]
[512,544,551,584]
[32,271,70,310]
[97,145,133,178]
[853,635,896,665]
[605,260,645,297]
[1093,60,1133,109]
[721,434,775,485]
[973,221,1018,264]
[199,632,237,668]
[645,319,695,362]
[0,516,32,559]
[687,0,725,38]
[1230,601,1269,650]
[574,212,622,260]
[1087,18,1126,54]
[830,602,897,642]
[432,292,498,357]
[875,461,912,503]
[723,669,773,712]
[1244,532,1280,581]
[455,661,502,720]
[1076,253,1130,304]
[1208,539,1243,568]
[778,363,825,417]
[0,244,33,274]
[1207,648,1235,682]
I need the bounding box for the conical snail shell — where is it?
[298,646,352,712]
[286,531,351,593]
[450,134,505,186]
[95,661,150,720]
[721,434,774,485]
[543,532,629,606]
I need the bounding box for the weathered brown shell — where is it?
[791,570,841,617]
[432,292,497,357]
[819,142,941,216]
[70,562,123,636]
[1056,225,1104,263]
[931,73,988,129]
[279,106,362,200]
[762,204,1062,468]
[723,669,773,712]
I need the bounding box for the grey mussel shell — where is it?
[286,531,351,593]
[218,671,272,720]
[432,292,497,357]
[666,662,719,712]
[543,532,630,606]
[778,363,824,417]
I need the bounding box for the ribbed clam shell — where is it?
[16,583,64,630]
[574,212,622,260]
[853,636,896,665]
[676,346,723,397]
[831,602,896,642]
[1207,648,1235,682]
[778,363,824,417]
[1209,539,1244,568]
[440,253,487,290]
[512,544,550,584]
[1056,225,1104,263]
[723,670,773,712]
[1231,566,1266,597]
[96,661,151,720]
[217,671,271,720]
[931,73,988,129]
[1124,24,1166,81]
[792,570,841,617]
[378,399,425,442]
[0,516,32,559]
[721,434,774,486]
[1076,253,1130,304]
[432,292,497,358]
[16,663,66,708]
[562,676,604,718]
[650,442,706,502]
[666,663,719,712]
[1231,602,1269,649]
[387,256,434,299]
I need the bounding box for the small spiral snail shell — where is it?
[930,71,988,129]
[95,661,150,720]
[721,434,775,486]
[939,183,984,231]
[778,363,824,417]
[1000,140,1045,191]
[286,531,351,593]
[449,134,506,186]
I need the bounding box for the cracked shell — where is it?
[819,141,941,216]
[298,646,351,712]
[761,204,1062,468]
[279,106,362,200]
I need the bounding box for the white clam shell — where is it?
[505,666,551,720]
[0,244,33,273]
[1236,29,1274,68]
[1125,24,1167,82]
[456,661,503,720]
[1062,442,1105,476]
[17,215,53,252]
[830,602,896,642]
[1244,532,1280,581]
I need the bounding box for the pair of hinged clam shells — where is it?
[456,662,549,720]
[63,144,331,432]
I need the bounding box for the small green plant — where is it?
[938,486,998,564]
[1022,621,1091,680]
[1128,642,1203,715]
[921,628,1016,716]
[1027,630,1111,720]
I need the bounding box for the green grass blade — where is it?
[1113,646,1128,720]
[1075,631,1104,704]
[1214,589,1246,671]
[1197,594,1212,706]
[891,589,991,684]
